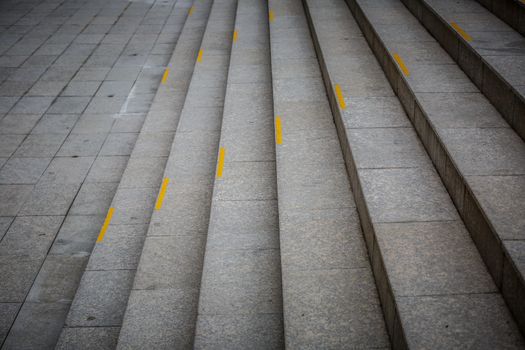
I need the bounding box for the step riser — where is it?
[400,0,525,142]
[343,0,525,338]
[476,0,525,37]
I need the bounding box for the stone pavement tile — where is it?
[65,270,134,327]
[0,97,18,113]
[133,235,207,291]
[96,80,134,97]
[19,183,80,215]
[13,133,67,157]
[39,156,94,185]
[278,161,352,210]
[280,207,367,270]
[2,301,70,350]
[282,268,388,349]
[359,167,459,223]
[57,133,107,157]
[106,65,142,81]
[0,134,25,157]
[26,254,89,303]
[272,58,320,80]
[0,157,52,184]
[22,54,58,68]
[50,215,104,256]
[31,113,79,134]
[347,128,430,169]
[0,55,28,67]
[0,184,33,216]
[70,182,118,215]
[99,132,138,156]
[129,132,173,158]
[209,200,277,237]
[416,92,508,129]
[7,66,47,82]
[398,294,524,349]
[484,55,525,87]
[342,96,410,128]
[10,96,54,114]
[117,289,198,349]
[468,175,525,240]
[123,93,155,114]
[47,96,91,114]
[0,303,20,344]
[56,327,120,350]
[119,156,166,189]
[439,128,525,176]
[177,107,222,132]
[274,78,326,104]
[72,67,110,81]
[84,96,126,114]
[0,255,44,302]
[40,66,78,82]
[0,216,13,241]
[194,313,284,349]
[111,113,146,133]
[87,224,147,270]
[214,161,277,201]
[376,221,496,296]
[0,81,32,97]
[0,113,41,134]
[72,114,115,134]
[61,81,101,97]
[110,187,157,225]
[277,127,342,165]
[85,155,128,183]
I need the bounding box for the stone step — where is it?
[400,0,525,141]
[268,0,390,348]
[476,0,525,37]
[115,0,237,348]
[342,0,525,337]
[192,0,284,348]
[302,0,525,348]
[54,0,213,348]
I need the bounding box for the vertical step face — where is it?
[268,0,390,348]
[193,0,284,348]
[343,0,525,336]
[303,0,525,348]
[400,0,525,141]
[116,0,237,348]
[0,0,190,348]
[53,0,214,348]
[476,0,525,37]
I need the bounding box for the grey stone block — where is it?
[57,133,107,157]
[87,224,147,270]
[117,289,198,350]
[133,235,206,291]
[2,301,70,350]
[0,113,41,134]
[70,182,118,215]
[397,294,524,349]
[0,184,33,216]
[31,113,79,134]
[10,96,53,114]
[0,157,51,184]
[282,267,388,349]
[39,156,94,185]
[65,270,134,327]
[99,132,138,156]
[20,183,80,215]
[56,327,120,350]
[360,166,459,222]
[85,156,129,183]
[13,133,67,157]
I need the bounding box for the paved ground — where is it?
[0,0,187,347]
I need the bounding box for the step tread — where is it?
[269,0,390,348]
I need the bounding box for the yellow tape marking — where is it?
[269,9,275,22]
[155,178,170,210]
[450,21,472,42]
[275,116,283,145]
[97,207,115,243]
[161,68,170,84]
[217,147,225,178]
[393,53,410,77]
[335,84,346,110]
[189,5,194,16]
[233,30,238,43]
[197,49,203,62]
